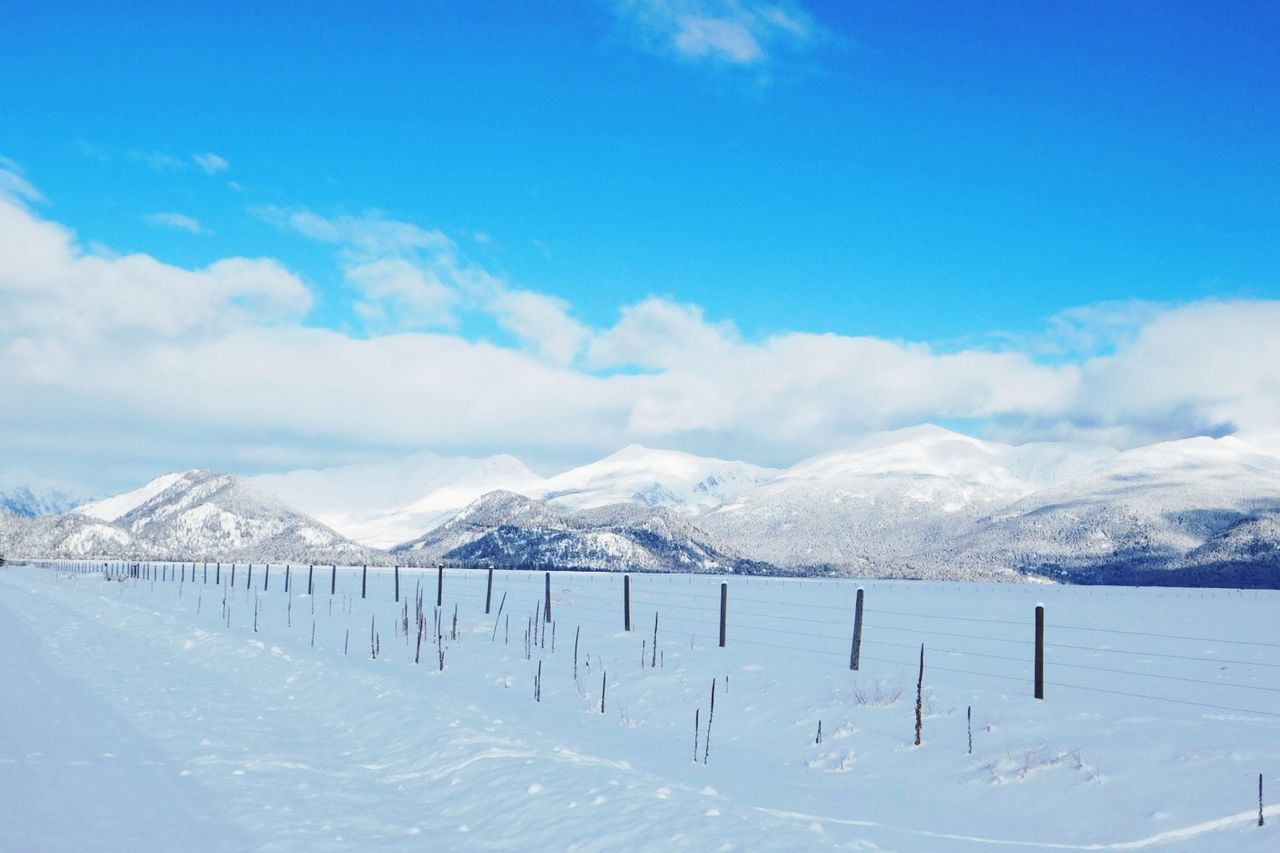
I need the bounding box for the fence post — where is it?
[850,587,864,670]
[1034,604,1045,700]
[437,566,443,608]
[361,565,367,599]
[394,565,400,602]
[330,565,336,595]
[624,574,631,631]
[544,572,552,623]
[264,564,270,592]
[485,568,493,614]
[719,582,727,648]
[307,564,313,595]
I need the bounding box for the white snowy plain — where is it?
[1,563,1277,851]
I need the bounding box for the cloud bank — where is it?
[2,163,1278,490]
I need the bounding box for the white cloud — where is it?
[263,207,589,360]
[142,211,208,235]
[610,0,818,66]
[193,152,230,174]
[5,162,1280,490]
[490,290,591,365]
[589,297,737,369]
[0,176,309,347]
[346,258,456,329]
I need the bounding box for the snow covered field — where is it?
[2,562,1277,851]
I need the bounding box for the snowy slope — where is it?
[0,510,137,559]
[250,444,776,548]
[77,471,188,521]
[941,435,1280,582]
[111,469,385,562]
[252,451,545,548]
[537,445,779,513]
[393,490,772,574]
[700,425,1118,576]
[7,470,386,563]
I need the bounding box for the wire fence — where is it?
[26,558,1280,721]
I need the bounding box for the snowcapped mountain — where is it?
[392,490,774,574]
[537,445,778,513]
[699,425,1119,577]
[0,469,92,518]
[938,434,1280,583]
[11,426,1280,585]
[7,471,385,563]
[246,445,775,546]
[104,470,384,562]
[251,451,544,549]
[77,471,189,521]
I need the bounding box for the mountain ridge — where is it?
[7,425,1280,586]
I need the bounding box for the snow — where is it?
[21,425,1280,581]
[244,444,782,551]
[252,451,544,549]
[3,562,1277,850]
[76,470,190,521]
[539,444,779,513]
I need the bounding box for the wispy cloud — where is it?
[193,152,230,175]
[609,0,818,67]
[260,206,590,361]
[129,149,187,172]
[79,144,230,176]
[142,212,208,235]
[0,157,43,202]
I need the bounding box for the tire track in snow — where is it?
[756,805,1279,849]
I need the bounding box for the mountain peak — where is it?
[76,469,211,522]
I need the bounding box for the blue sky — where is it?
[2,1,1279,490]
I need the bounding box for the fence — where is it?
[22,558,1280,722]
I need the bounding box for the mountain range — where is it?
[0,468,90,518]
[4,425,1280,586]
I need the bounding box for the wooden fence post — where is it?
[624,574,631,631]
[330,565,336,596]
[485,568,493,614]
[1034,604,1045,700]
[307,564,313,595]
[437,566,443,608]
[850,587,864,670]
[361,564,367,599]
[544,572,552,623]
[719,582,727,648]
[394,565,400,602]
